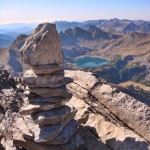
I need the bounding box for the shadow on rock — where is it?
[79,126,110,150]
[82,126,150,150]
[106,137,150,150]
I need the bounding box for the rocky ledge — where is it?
[0,69,150,150]
[65,70,150,150]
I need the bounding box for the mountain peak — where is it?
[12,34,28,49]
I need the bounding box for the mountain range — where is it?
[60,26,119,47]
[55,18,150,34]
[0,18,150,89]
[1,18,150,36]
[1,18,150,48]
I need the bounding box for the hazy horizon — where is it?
[0,0,150,24]
[1,18,150,26]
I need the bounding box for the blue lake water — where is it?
[75,56,109,69]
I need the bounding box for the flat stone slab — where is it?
[24,109,76,143]
[27,93,72,103]
[65,70,98,91]
[23,69,67,88]
[28,86,69,98]
[20,23,63,66]
[20,99,70,115]
[33,105,76,125]
[46,119,79,145]
[30,64,62,75]
[92,84,150,143]
[13,126,85,150]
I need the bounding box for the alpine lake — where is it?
[75,56,109,69]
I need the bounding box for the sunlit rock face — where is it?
[20,23,63,66]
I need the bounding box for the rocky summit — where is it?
[13,23,82,149]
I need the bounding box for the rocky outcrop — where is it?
[12,23,84,149]
[0,69,24,150]
[68,96,150,150]
[65,70,150,149]
[20,23,63,66]
[0,23,111,150]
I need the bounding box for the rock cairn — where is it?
[13,23,81,149]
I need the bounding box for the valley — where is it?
[59,24,150,91]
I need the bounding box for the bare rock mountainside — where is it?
[0,23,150,150]
[0,34,28,76]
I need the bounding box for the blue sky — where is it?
[0,0,150,24]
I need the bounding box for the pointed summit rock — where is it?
[20,23,63,65]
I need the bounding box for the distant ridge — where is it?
[59,26,119,46]
[1,18,150,35]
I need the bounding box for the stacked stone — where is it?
[15,23,80,146]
